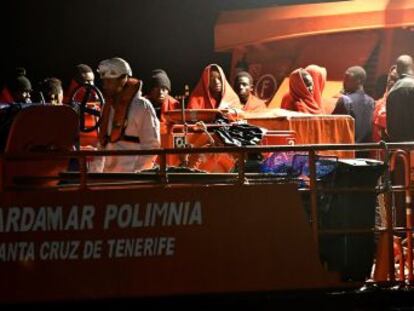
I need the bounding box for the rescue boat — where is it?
[1,99,413,308]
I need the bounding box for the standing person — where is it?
[146,69,180,123]
[233,71,267,112]
[395,54,414,80]
[386,55,414,228]
[95,57,160,172]
[386,54,414,142]
[372,65,398,143]
[281,68,323,114]
[332,66,375,157]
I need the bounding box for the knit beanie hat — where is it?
[9,73,32,93]
[149,70,171,91]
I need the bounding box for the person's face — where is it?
[386,68,398,91]
[150,86,169,105]
[343,71,359,93]
[234,76,252,101]
[13,89,31,103]
[102,76,127,98]
[49,90,64,105]
[209,69,223,96]
[301,71,313,94]
[81,72,95,84]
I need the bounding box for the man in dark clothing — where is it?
[395,54,413,80]
[332,66,375,157]
[386,54,414,142]
[385,55,414,227]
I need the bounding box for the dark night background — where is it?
[2,0,341,96]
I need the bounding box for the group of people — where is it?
[1,54,413,172]
[0,59,269,173]
[280,55,414,155]
[0,64,99,107]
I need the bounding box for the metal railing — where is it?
[2,141,414,286]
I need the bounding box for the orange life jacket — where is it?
[99,78,141,146]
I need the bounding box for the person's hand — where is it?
[86,102,101,112]
[80,145,98,163]
[194,121,207,131]
[220,108,244,121]
[80,145,97,151]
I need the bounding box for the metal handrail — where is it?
[2,140,414,286]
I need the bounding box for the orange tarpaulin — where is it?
[247,114,355,159]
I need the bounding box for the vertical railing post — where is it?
[79,154,88,190]
[308,150,319,250]
[405,150,413,284]
[159,151,168,185]
[377,142,395,283]
[237,149,246,185]
[384,182,396,282]
[0,154,4,192]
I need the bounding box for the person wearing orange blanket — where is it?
[281,68,323,114]
[233,71,267,112]
[186,64,240,172]
[187,64,242,114]
[0,87,13,103]
[146,69,180,123]
[304,64,333,113]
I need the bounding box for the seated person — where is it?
[0,86,13,104]
[304,64,330,113]
[233,71,267,112]
[63,64,97,104]
[146,69,180,123]
[1,68,32,104]
[281,68,323,114]
[187,64,242,118]
[0,67,28,103]
[40,77,64,105]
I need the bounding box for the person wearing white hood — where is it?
[93,57,160,172]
